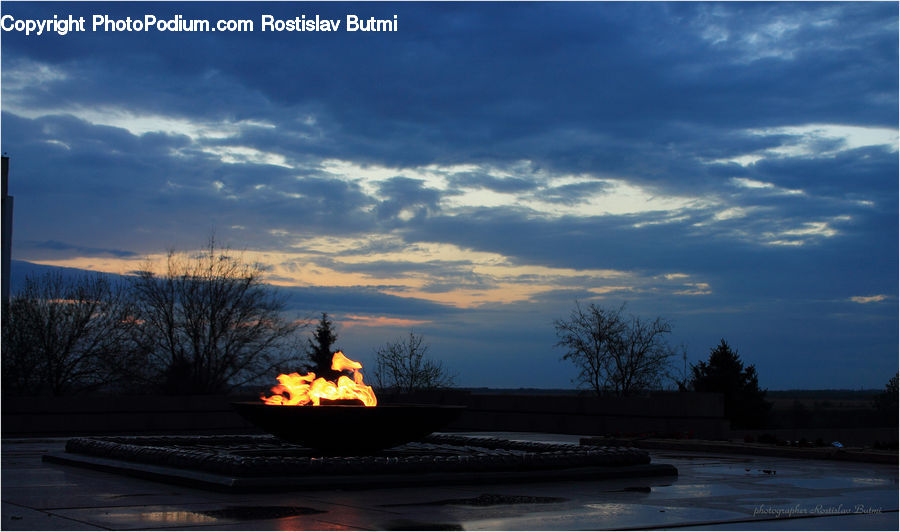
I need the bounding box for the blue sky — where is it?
[2,2,897,389]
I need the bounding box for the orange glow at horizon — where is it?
[21,236,705,313]
[339,315,432,328]
[22,248,596,309]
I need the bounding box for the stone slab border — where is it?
[43,434,678,492]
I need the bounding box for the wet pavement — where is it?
[2,432,897,530]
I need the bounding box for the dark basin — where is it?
[231,402,465,454]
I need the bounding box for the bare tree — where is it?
[554,302,675,396]
[667,343,691,392]
[1,272,142,395]
[373,331,456,392]
[131,238,304,394]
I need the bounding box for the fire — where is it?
[261,351,377,406]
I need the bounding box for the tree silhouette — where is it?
[373,331,455,392]
[873,372,898,426]
[690,339,771,429]
[554,302,675,396]
[304,312,341,380]
[2,272,143,395]
[132,238,304,394]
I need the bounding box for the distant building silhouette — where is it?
[2,155,12,304]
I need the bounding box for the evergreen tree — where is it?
[305,312,340,380]
[690,339,771,429]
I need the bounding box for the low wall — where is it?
[382,390,729,439]
[729,427,899,447]
[1,395,257,436]
[2,391,729,439]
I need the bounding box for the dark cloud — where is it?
[312,257,473,278]
[375,177,441,221]
[748,146,898,199]
[6,2,894,164]
[18,240,138,259]
[540,181,612,204]
[447,172,537,194]
[9,259,120,291]
[277,284,458,317]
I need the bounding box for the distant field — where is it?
[767,389,881,400]
[460,388,891,431]
[461,387,588,396]
[767,389,881,410]
[464,388,884,401]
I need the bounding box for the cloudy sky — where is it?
[2,2,897,389]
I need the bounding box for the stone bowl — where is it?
[231,402,465,454]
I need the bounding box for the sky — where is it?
[1,1,897,390]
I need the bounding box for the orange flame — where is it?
[261,351,377,406]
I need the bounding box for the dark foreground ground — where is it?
[2,432,897,531]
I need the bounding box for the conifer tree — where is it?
[690,339,771,429]
[305,312,340,380]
